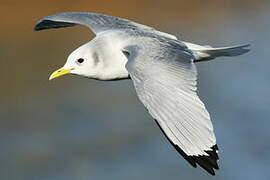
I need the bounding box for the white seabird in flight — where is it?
[35,12,250,175]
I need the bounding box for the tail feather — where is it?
[184,42,251,62]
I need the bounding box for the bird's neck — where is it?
[92,34,129,80]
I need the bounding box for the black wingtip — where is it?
[34,20,76,31]
[192,145,219,176]
[153,119,219,176]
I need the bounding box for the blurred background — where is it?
[2,0,270,179]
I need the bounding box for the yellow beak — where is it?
[49,68,73,80]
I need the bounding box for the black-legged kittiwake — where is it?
[35,12,250,175]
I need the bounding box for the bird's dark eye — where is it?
[122,50,130,58]
[77,58,84,63]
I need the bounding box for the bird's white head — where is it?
[49,36,129,81]
[49,41,100,80]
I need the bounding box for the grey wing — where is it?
[34,12,178,39]
[125,40,219,175]
[34,12,155,34]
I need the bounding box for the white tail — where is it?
[183,42,251,62]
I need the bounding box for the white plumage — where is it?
[35,12,250,175]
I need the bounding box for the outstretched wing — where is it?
[34,12,155,34]
[34,12,178,39]
[124,38,219,175]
